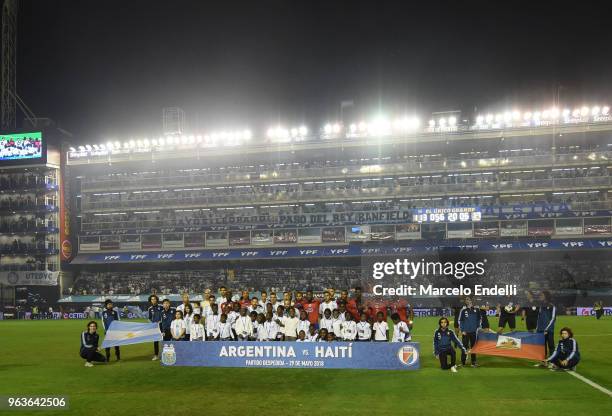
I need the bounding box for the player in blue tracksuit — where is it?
[80,321,106,367]
[536,291,556,357]
[101,299,120,361]
[434,317,467,372]
[458,297,481,367]
[545,327,580,370]
[148,294,164,360]
[160,298,176,341]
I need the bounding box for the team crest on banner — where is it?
[161,344,177,366]
[496,335,522,350]
[397,345,419,366]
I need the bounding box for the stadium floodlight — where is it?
[476,115,484,125]
[581,106,589,117]
[523,112,532,121]
[137,140,143,147]
[494,114,502,124]
[542,110,550,119]
[533,111,541,121]
[298,125,308,136]
[158,137,165,146]
[152,139,158,146]
[114,141,121,149]
[332,123,341,134]
[485,114,493,124]
[123,142,129,149]
[602,106,610,115]
[143,139,150,147]
[369,115,391,136]
[550,107,560,118]
[591,106,600,116]
[512,110,521,121]
[106,141,113,149]
[438,117,447,127]
[428,119,435,128]
[129,140,136,148]
[503,112,512,123]
[349,123,357,133]
[562,108,571,117]
[572,108,581,118]
[324,123,333,134]
[243,130,253,141]
[448,116,457,126]
[358,121,367,132]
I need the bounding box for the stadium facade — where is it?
[3,105,612,312]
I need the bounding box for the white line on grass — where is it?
[567,371,612,398]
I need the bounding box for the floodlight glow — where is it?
[581,106,589,117]
[550,108,560,118]
[324,124,332,134]
[562,109,570,117]
[243,130,252,140]
[476,115,484,125]
[106,142,113,149]
[428,119,435,127]
[438,117,447,127]
[114,141,121,148]
[152,139,158,146]
[123,142,129,149]
[349,123,357,133]
[298,126,308,136]
[572,108,580,118]
[369,116,391,135]
[143,139,150,147]
[85,144,92,150]
[159,138,165,146]
[591,106,600,116]
[129,140,135,148]
[358,121,367,132]
[503,112,512,123]
[533,111,541,121]
[523,112,532,121]
[494,114,502,123]
[602,106,610,115]
[512,110,521,121]
[290,127,298,137]
[485,114,493,124]
[448,116,457,126]
[332,123,341,133]
[542,110,550,119]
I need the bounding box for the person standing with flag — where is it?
[458,297,481,367]
[148,294,163,360]
[101,299,120,362]
[536,291,556,358]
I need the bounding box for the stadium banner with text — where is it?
[576,307,612,316]
[0,271,59,286]
[70,238,612,264]
[159,341,420,370]
[471,331,545,360]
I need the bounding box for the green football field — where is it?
[1,316,610,415]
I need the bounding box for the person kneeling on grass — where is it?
[544,327,580,371]
[80,321,106,367]
[433,317,467,373]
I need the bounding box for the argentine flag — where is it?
[102,321,162,348]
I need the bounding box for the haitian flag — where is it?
[471,331,545,360]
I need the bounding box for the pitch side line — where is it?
[567,371,612,398]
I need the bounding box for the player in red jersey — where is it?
[301,290,321,327]
[367,297,388,321]
[347,286,366,321]
[389,298,414,329]
[239,290,251,309]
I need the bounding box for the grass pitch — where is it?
[0,316,610,415]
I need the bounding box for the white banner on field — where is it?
[0,271,59,286]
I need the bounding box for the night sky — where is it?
[16,0,612,143]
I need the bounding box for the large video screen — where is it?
[0,132,43,161]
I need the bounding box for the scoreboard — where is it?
[412,207,481,223]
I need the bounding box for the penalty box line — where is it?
[566,371,612,398]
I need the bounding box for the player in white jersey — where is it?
[356,312,372,341]
[217,314,235,340]
[331,309,343,339]
[306,324,319,341]
[320,308,334,332]
[190,314,205,341]
[391,313,411,342]
[319,291,337,316]
[235,308,253,340]
[341,312,357,341]
[297,310,310,335]
[205,304,220,340]
[263,312,282,341]
[170,310,186,341]
[373,311,389,341]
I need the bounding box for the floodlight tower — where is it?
[1,0,18,131]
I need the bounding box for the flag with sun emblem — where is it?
[101,321,162,348]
